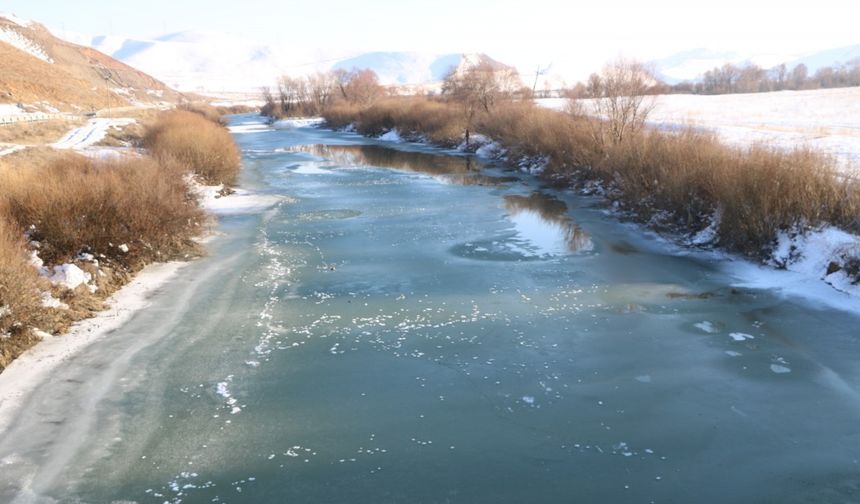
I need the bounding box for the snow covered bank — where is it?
[273,117,325,129]
[192,181,288,216]
[332,117,860,312]
[0,261,186,434]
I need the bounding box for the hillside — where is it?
[0,14,182,112]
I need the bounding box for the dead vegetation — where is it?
[0,217,41,368]
[0,117,85,145]
[0,103,242,372]
[143,110,241,186]
[321,97,860,258]
[0,153,205,266]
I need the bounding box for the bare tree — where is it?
[343,69,384,105]
[578,58,656,145]
[442,61,521,146]
[790,63,809,90]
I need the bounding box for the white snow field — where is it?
[540,87,860,172]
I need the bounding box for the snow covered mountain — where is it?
[0,13,181,112]
[331,52,462,86]
[56,30,322,93]
[53,29,521,94]
[46,22,859,92]
[652,44,860,84]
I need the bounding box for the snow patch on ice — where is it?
[694,321,718,333]
[770,226,860,297]
[729,332,754,342]
[191,180,286,216]
[228,123,271,134]
[216,378,242,414]
[273,117,324,129]
[292,164,333,175]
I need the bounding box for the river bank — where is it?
[315,99,860,309]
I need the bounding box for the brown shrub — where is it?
[216,104,259,115]
[0,216,42,369]
[143,110,241,186]
[0,153,205,266]
[318,96,860,256]
[179,102,225,125]
[477,102,599,173]
[324,97,466,146]
[0,217,39,332]
[322,101,363,130]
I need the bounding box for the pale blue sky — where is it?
[4,0,860,76]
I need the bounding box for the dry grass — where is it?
[0,153,205,266]
[324,98,466,146]
[595,130,860,252]
[216,104,259,115]
[0,117,86,145]
[0,216,42,368]
[179,102,225,125]
[322,98,860,256]
[143,110,241,186]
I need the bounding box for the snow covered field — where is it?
[539,87,860,172]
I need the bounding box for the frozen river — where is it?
[2,115,860,503]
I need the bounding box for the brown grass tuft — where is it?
[0,217,42,369]
[324,97,466,146]
[179,102,226,125]
[143,110,241,186]
[0,153,205,266]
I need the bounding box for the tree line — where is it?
[261,68,388,118]
[262,62,529,122]
[669,59,860,95]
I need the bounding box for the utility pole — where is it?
[104,74,112,119]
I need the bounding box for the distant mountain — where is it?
[54,30,306,93]
[332,52,462,85]
[0,14,182,111]
[651,48,798,84]
[784,43,860,74]
[333,52,519,89]
[51,27,521,94]
[652,44,860,84]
